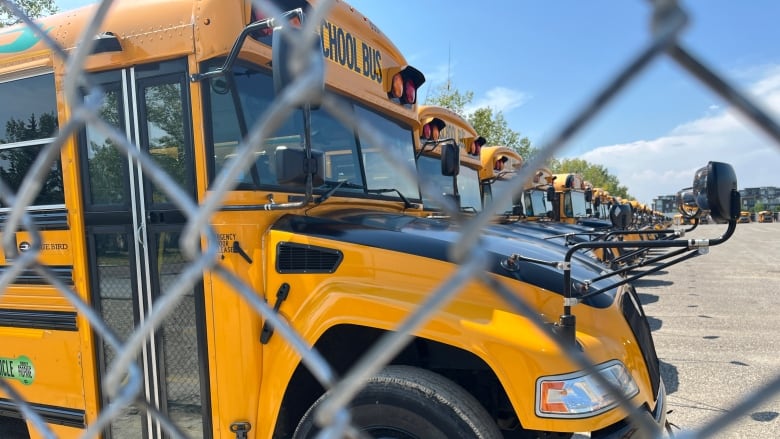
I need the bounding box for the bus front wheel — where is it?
[293,365,503,439]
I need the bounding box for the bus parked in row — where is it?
[1,1,740,439]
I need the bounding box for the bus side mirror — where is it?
[276,146,324,186]
[440,142,460,177]
[272,24,324,107]
[546,186,555,202]
[585,188,593,202]
[610,203,632,229]
[692,161,739,223]
[676,187,700,220]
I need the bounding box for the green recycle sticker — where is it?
[0,355,35,385]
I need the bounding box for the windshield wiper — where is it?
[366,188,416,209]
[315,180,365,204]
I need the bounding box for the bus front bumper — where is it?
[591,381,668,439]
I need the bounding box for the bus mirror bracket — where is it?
[559,162,740,346]
[189,8,304,83]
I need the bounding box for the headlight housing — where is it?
[535,360,639,418]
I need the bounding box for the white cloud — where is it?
[577,67,780,205]
[465,87,530,115]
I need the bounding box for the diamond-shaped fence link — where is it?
[0,0,779,438]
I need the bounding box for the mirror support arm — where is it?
[595,247,690,283]
[582,249,700,300]
[558,218,736,347]
[190,9,304,83]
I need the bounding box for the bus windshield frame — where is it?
[203,60,420,204]
[524,189,548,217]
[489,177,519,216]
[565,190,589,218]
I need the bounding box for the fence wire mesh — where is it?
[0,0,779,438]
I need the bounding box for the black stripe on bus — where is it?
[0,398,85,429]
[0,266,73,285]
[269,213,617,309]
[0,209,69,230]
[0,309,78,331]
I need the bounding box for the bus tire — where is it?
[293,365,503,439]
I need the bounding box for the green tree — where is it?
[469,107,535,160]
[1,0,57,26]
[753,202,765,213]
[425,84,473,115]
[426,85,537,160]
[550,157,632,199]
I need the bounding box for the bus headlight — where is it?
[535,360,639,418]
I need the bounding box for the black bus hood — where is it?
[271,211,618,308]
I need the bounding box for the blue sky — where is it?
[55,0,780,204]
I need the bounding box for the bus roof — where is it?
[478,145,522,181]
[417,105,481,168]
[552,173,585,191]
[0,0,419,124]
[417,105,477,138]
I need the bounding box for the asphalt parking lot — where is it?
[638,222,780,438]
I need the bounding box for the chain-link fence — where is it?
[1,0,779,438]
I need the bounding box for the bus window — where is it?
[354,106,419,199]
[0,73,63,208]
[458,166,482,212]
[524,189,548,217]
[311,105,360,185]
[84,86,126,205]
[565,191,589,218]
[203,61,419,203]
[416,154,455,209]
[490,177,518,215]
[205,63,303,188]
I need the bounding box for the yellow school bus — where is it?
[478,145,524,216]
[0,2,742,439]
[738,210,752,223]
[551,173,588,223]
[758,210,774,223]
[592,187,611,220]
[415,105,483,214]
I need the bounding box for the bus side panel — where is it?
[0,327,85,418]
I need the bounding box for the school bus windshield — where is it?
[205,61,419,201]
[457,166,482,212]
[490,177,518,215]
[524,189,548,217]
[565,190,589,217]
[416,155,480,212]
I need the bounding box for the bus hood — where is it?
[271,211,617,308]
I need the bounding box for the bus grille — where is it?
[0,266,73,285]
[621,288,661,398]
[276,242,343,274]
